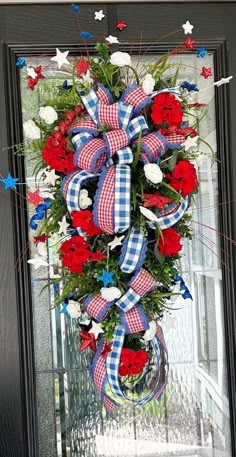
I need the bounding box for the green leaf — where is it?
[154,245,166,264]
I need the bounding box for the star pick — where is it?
[34,234,51,244]
[0,172,19,190]
[58,216,70,235]
[27,67,38,79]
[182,20,193,35]
[44,169,60,186]
[97,269,116,287]
[16,57,27,69]
[214,76,233,87]
[184,37,195,49]
[95,10,105,21]
[101,342,113,358]
[51,48,70,69]
[89,321,104,340]
[200,66,212,79]
[117,20,127,31]
[76,57,91,76]
[27,189,43,207]
[196,48,208,58]
[106,35,119,44]
[180,81,199,92]
[71,3,80,14]
[60,301,71,318]
[27,255,49,270]
[79,331,96,352]
[181,135,199,151]
[80,31,93,39]
[108,235,125,250]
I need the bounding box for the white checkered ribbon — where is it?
[93,164,131,234]
[119,227,148,273]
[106,323,168,406]
[61,169,99,213]
[148,196,189,230]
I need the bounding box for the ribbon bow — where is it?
[29,198,51,230]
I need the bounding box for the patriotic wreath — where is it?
[10,8,232,413]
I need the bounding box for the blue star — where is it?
[16,57,27,69]
[0,172,19,190]
[71,3,80,14]
[60,301,71,318]
[180,81,199,92]
[62,80,72,90]
[80,31,93,39]
[196,48,208,58]
[97,269,115,287]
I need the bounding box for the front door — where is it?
[1,2,236,457]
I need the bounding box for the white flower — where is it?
[79,189,92,209]
[39,106,58,125]
[23,120,41,140]
[110,51,131,67]
[142,74,155,95]
[37,242,48,259]
[139,206,159,224]
[67,301,81,319]
[144,321,157,341]
[101,287,122,302]
[106,35,119,44]
[144,163,163,184]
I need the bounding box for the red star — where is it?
[27,189,43,207]
[184,37,196,49]
[34,65,45,80]
[90,250,107,263]
[101,342,112,358]
[79,331,96,352]
[27,76,38,90]
[76,57,90,77]
[200,66,212,79]
[34,234,51,244]
[143,192,172,210]
[117,20,127,31]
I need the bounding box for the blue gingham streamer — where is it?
[114,165,131,233]
[119,227,148,274]
[81,89,98,124]
[151,86,181,98]
[63,170,99,213]
[127,116,149,140]
[113,147,133,165]
[106,324,126,399]
[148,196,189,230]
[72,132,93,149]
[116,288,140,312]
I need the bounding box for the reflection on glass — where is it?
[20,53,231,457]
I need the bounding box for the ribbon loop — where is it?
[119,227,147,273]
[121,84,152,115]
[148,196,189,230]
[61,169,99,213]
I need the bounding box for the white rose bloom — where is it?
[39,106,58,125]
[142,74,155,95]
[79,189,92,209]
[67,301,81,319]
[144,163,163,184]
[110,51,131,67]
[101,287,122,302]
[144,320,157,341]
[139,206,159,223]
[23,120,41,140]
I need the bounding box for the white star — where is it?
[27,67,38,79]
[181,135,199,151]
[182,20,193,35]
[108,235,125,250]
[51,48,70,69]
[213,76,233,87]
[27,255,49,270]
[44,169,60,186]
[81,70,93,85]
[95,9,105,21]
[105,35,119,44]
[58,216,70,235]
[89,321,104,340]
[39,191,55,200]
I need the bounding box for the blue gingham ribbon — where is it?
[119,227,148,273]
[61,169,99,213]
[148,196,189,230]
[114,165,131,233]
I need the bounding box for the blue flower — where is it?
[97,269,115,287]
[180,81,199,92]
[71,3,80,14]
[16,57,27,69]
[196,48,208,58]
[80,31,93,39]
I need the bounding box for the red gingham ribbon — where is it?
[67,115,99,136]
[98,103,120,130]
[165,132,185,145]
[119,304,149,334]
[129,268,156,296]
[104,130,129,156]
[95,165,115,234]
[74,138,106,173]
[121,84,151,115]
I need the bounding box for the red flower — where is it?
[151,92,183,127]
[158,227,182,256]
[60,236,91,274]
[71,210,102,237]
[143,192,172,210]
[117,20,127,31]
[90,250,107,263]
[42,130,76,174]
[184,37,196,49]
[200,66,212,79]
[76,57,90,76]
[119,348,149,377]
[166,160,198,197]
